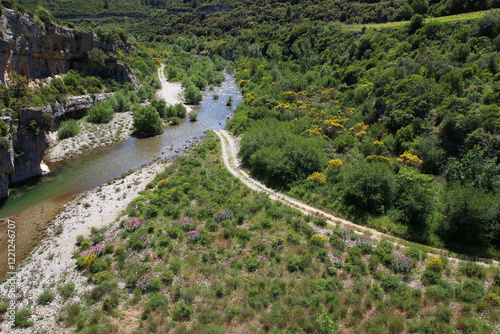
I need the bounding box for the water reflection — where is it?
[0,73,242,217]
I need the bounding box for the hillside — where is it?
[2,133,499,333]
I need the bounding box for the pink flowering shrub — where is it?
[80,244,105,257]
[332,255,344,268]
[187,230,200,242]
[312,213,327,226]
[355,236,374,252]
[178,217,195,231]
[391,255,415,274]
[339,224,353,240]
[136,275,151,291]
[123,219,143,232]
[213,209,234,222]
[139,236,150,248]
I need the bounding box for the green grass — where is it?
[53,132,500,333]
[343,10,491,31]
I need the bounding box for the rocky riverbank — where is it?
[0,159,167,333]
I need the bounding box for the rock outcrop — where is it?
[0,8,139,199]
[0,92,114,198]
[0,8,138,87]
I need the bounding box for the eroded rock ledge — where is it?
[0,8,138,86]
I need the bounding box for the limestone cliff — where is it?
[0,8,138,86]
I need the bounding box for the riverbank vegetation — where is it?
[210,11,500,259]
[42,133,500,333]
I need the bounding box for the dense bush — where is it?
[132,105,163,137]
[341,163,396,215]
[184,85,202,104]
[57,119,79,140]
[240,119,326,188]
[87,101,114,123]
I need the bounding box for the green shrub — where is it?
[165,103,187,118]
[133,105,163,137]
[93,271,111,285]
[0,118,8,136]
[37,290,54,305]
[35,5,52,24]
[148,294,168,310]
[172,301,193,321]
[109,90,132,113]
[189,112,198,122]
[380,274,400,292]
[184,85,202,104]
[57,119,79,140]
[422,269,442,286]
[57,282,75,299]
[460,261,485,279]
[170,258,182,274]
[87,100,114,123]
[14,308,33,328]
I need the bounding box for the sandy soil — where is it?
[157,64,192,114]
[214,129,499,267]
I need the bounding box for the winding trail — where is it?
[214,129,499,267]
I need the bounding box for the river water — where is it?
[0,73,242,275]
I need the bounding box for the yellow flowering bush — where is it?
[365,155,392,165]
[328,159,343,169]
[152,57,162,66]
[426,258,445,272]
[307,172,326,184]
[397,150,423,167]
[310,235,328,247]
[487,293,500,306]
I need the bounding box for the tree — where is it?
[86,48,108,73]
[184,85,202,104]
[87,101,114,123]
[408,14,424,34]
[395,167,434,228]
[241,119,326,188]
[439,183,499,250]
[446,145,500,192]
[133,105,163,137]
[341,162,396,215]
[291,39,317,73]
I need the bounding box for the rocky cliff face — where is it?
[0,92,111,198]
[0,116,14,198]
[0,8,138,86]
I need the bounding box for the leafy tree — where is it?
[86,48,108,73]
[446,145,500,192]
[395,167,434,228]
[133,105,163,137]
[87,101,114,123]
[35,6,52,24]
[184,85,202,104]
[241,119,326,188]
[408,14,424,34]
[439,183,500,250]
[0,119,7,136]
[341,162,396,215]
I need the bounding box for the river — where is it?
[0,72,242,276]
